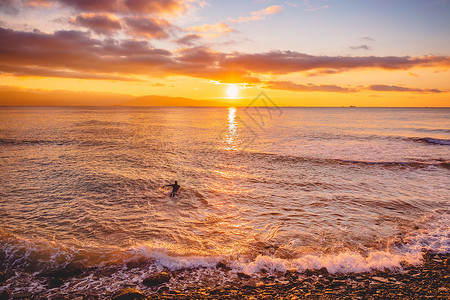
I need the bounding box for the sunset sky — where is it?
[0,0,449,106]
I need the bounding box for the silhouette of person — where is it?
[166,181,180,197]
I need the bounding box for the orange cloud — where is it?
[186,22,235,38]
[24,0,53,7]
[123,0,185,14]
[0,27,448,86]
[228,5,283,23]
[0,64,139,81]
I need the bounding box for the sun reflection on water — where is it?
[224,107,238,151]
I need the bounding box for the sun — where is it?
[226,84,240,99]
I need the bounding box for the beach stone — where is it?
[0,289,11,300]
[142,272,171,287]
[372,276,389,283]
[49,277,64,288]
[0,272,6,283]
[157,286,169,293]
[0,250,5,264]
[12,292,32,299]
[216,261,231,271]
[41,262,84,279]
[51,294,69,300]
[242,280,257,289]
[237,272,251,279]
[317,267,329,275]
[329,280,346,288]
[111,288,145,300]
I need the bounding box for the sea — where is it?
[0,105,449,295]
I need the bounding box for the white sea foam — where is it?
[402,210,450,254]
[1,211,447,276]
[233,250,423,275]
[125,244,220,271]
[124,210,448,275]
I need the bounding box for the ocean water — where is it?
[0,106,449,294]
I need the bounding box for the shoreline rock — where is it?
[142,272,171,287]
[111,288,145,300]
[1,252,448,299]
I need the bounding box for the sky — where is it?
[0,0,449,106]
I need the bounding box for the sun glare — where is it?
[226,84,239,99]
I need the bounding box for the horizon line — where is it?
[1,105,449,108]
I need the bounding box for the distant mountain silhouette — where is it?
[0,89,228,106]
[117,95,226,106]
[0,90,132,106]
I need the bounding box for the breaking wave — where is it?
[1,211,448,276]
[410,137,450,146]
[251,151,450,170]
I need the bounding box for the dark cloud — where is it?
[73,13,122,35]
[306,69,341,77]
[350,45,370,50]
[59,0,119,12]
[0,27,172,76]
[5,0,186,14]
[221,51,450,74]
[0,27,448,86]
[175,34,202,46]
[265,81,444,94]
[124,16,172,39]
[265,81,357,93]
[58,0,185,14]
[176,46,221,64]
[0,0,19,14]
[102,39,169,56]
[367,85,442,93]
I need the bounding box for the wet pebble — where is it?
[142,272,171,287]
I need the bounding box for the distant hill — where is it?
[0,90,132,106]
[0,89,228,107]
[117,95,227,106]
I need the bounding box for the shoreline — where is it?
[1,252,448,299]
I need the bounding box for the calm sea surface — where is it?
[0,106,449,294]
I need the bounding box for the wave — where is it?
[1,211,448,275]
[0,211,448,297]
[336,159,450,169]
[411,137,450,146]
[118,210,450,274]
[0,138,110,148]
[250,151,450,170]
[76,120,128,127]
[0,138,75,146]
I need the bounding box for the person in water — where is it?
[166,181,180,197]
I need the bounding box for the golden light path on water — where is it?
[224,107,238,151]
